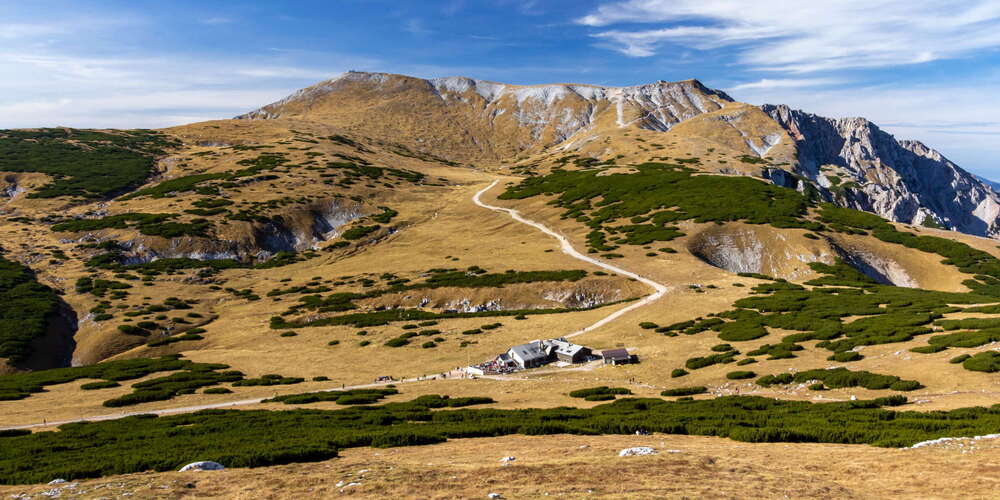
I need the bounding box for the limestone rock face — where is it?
[762,104,1000,237]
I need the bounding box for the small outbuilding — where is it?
[602,348,634,365]
[552,340,592,363]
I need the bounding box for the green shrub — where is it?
[568,386,632,398]
[670,369,688,378]
[499,163,820,254]
[3,394,1000,484]
[756,368,921,391]
[661,386,707,396]
[53,213,211,238]
[80,381,120,390]
[889,380,923,391]
[103,368,242,407]
[203,387,233,394]
[0,256,62,365]
[265,388,398,405]
[0,355,231,401]
[726,371,756,380]
[962,351,1000,372]
[909,345,946,354]
[0,129,173,198]
[685,352,736,370]
[584,394,617,401]
[341,225,381,240]
[233,375,304,387]
[949,354,971,364]
[827,351,863,362]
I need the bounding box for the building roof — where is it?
[509,342,547,362]
[602,348,630,360]
[555,343,587,356]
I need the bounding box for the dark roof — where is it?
[602,348,630,360]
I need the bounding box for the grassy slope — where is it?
[2,115,1000,490]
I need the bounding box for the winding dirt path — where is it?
[472,179,668,338]
[1,179,668,431]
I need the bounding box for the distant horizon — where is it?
[5,1,1000,179]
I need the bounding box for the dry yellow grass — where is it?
[2,433,997,499]
[5,158,999,424]
[4,100,1000,500]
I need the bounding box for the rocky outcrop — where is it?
[762,104,1000,237]
[114,199,367,264]
[686,224,923,287]
[365,279,638,314]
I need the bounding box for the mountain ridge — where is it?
[236,71,733,163]
[238,71,1000,239]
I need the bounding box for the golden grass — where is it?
[2,433,997,498]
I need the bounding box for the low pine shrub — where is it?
[80,381,120,390]
[661,386,707,396]
[962,351,1000,372]
[2,394,999,485]
[568,386,632,398]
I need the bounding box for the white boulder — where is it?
[618,446,657,457]
[179,461,225,472]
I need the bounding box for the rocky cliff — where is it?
[762,104,1000,237]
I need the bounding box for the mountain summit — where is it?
[237,71,733,161]
[239,71,1000,238]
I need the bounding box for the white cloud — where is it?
[200,17,234,25]
[0,90,292,129]
[578,1,1000,72]
[0,22,69,39]
[728,78,843,91]
[0,49,374,128]
[405,18,431,35]
[0,11,384,128]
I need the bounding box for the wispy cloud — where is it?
[0,49,373,128]
[728,78,843,91]
[578,0,1000,72]
[404,18,432,35]
[0,10,382,128]
[200,17,234,25]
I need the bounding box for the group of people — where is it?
[473,357,518,375]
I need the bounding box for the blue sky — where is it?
[5,1,1000,178]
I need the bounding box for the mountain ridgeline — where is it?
[240,71,1000,239]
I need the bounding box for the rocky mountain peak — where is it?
[761,103,1000,237]
[236,73,734,161]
